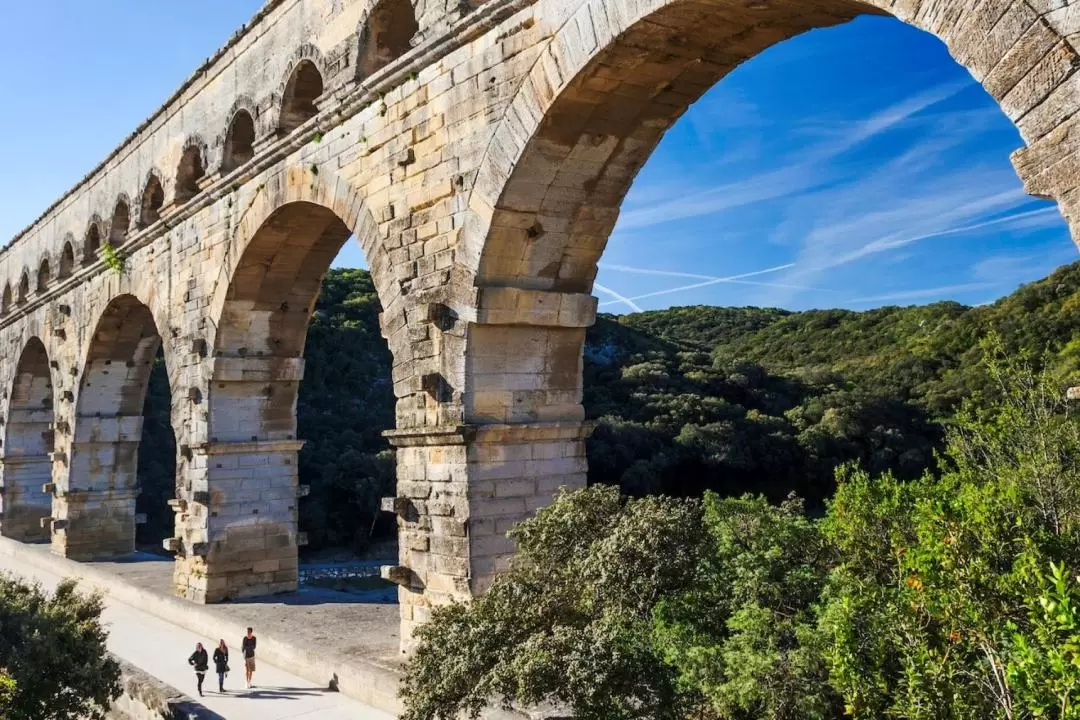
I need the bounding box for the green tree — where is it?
[400,485,704,720]
[403,341,1080,720]
[653,493,840,720]
[820,342,1080,719]
[0,671,15,716]
[0,575,121,720]
[1007,562,1080,719]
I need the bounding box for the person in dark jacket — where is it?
[241,627,257,689]
[213,639,230,693]
[188,642,209,697]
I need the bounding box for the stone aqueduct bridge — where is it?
[0,0,1078,646]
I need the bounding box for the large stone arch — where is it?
[207,164,385,324]
[458,0,1080,433]
[55,293,167,560]
[173,163,395,603]
[466,0,1080,284]
[0,337,56,541]
[396,0,1080,647]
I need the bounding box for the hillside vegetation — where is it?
[136,261,1080,551]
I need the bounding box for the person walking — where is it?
[241,627,257,689]
[213,639,230,693]
[188,642,209,697]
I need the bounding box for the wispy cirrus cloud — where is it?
[616,80,974,233]
[790,193,1060,279]
[596,263,836,307]
[593,283,643,313]
[847,282,995,304]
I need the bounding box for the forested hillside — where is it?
[135,261,1080,552]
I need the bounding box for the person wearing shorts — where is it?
[241,627,257,689]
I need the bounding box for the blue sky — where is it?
[1,5,1074,313]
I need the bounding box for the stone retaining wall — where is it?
[106,656,223,720]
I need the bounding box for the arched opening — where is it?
[175,146,205,204]
[135,347,175,552]
[222,110,256,172]
[110,198,130,245]
[60,295,173,560]
[279,60,323,134]
[444,0,1080,617]
[476,1,878,293]
[58,242,75,279]
[358,0,418,77]
[36,258,50,292]
[190,201,394,602]
[0,337,55,541]
[83,224,102,267]
[140,174,164,226]
[16,273,29,304]
[1,285,10,315]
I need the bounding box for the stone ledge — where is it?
[198,439,307,455]
[108,655,223,720]
[473,421,596,445]
[385,425,478,447]
[0,455,53,467]
[210,356,305,383]
[384,421,595,448]
[475,287,598,328]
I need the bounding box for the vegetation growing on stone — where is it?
[99,241,125,276]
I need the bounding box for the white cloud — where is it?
[595,263,841,308]
[593,283,643,313]
[616,81,975,233]
[972,245,1077,283]
[847,282,994,304]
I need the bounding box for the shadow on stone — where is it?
[237,685,330,700]
[227,585,397,607]
[113,655,228,720]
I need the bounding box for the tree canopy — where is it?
[0,575,121,720]
[401,346,1080,720]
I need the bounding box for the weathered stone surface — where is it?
[0,0,1076,651]
[107,656,219,720]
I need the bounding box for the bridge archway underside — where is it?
[0,0,1076,650]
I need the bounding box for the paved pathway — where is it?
[0,552,396,720]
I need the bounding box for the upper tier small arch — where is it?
[357,0,419,78]
[83,221,102,267]
[58,240,75,279]
[279,57,324,134]
[36,257,50,292]
[110,195,131,245]
[222,109,256,173]
[140,172,165,227]
[16,271,29,304]
[175,140,207,204]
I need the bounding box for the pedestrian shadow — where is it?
[172,698,228,719]
[231,685,330,700]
